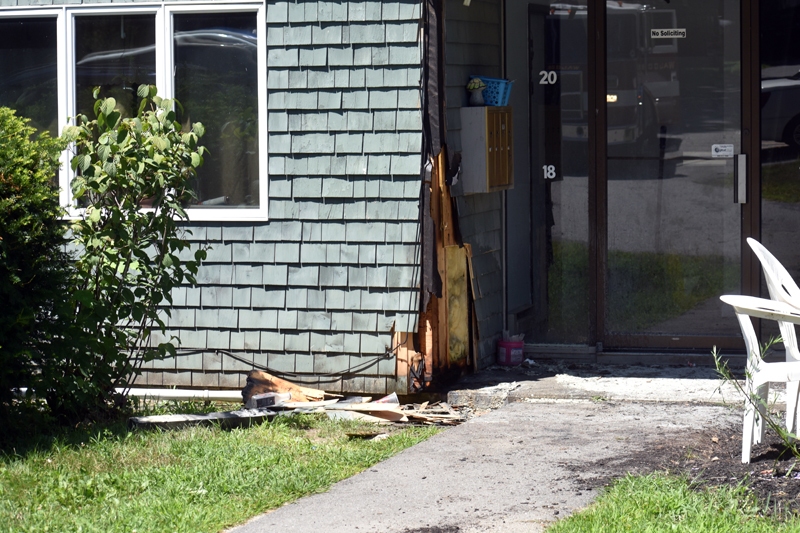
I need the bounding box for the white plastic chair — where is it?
[720,294,800,463]
[747,238,800,436]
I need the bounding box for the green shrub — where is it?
[0,107,70,411]
[50,85,207,418]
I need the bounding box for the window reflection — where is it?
[174,13,259,208]
[74,15,156,121]
[0,18,58,137]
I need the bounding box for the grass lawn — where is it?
[0,403,439,533]
[548,473,800,533]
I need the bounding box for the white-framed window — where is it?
[0,2,268,221]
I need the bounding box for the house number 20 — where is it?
[543,165,557,180]
[539,70,558,84]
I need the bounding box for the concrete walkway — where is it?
[227,364,743,533]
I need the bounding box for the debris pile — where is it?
[130,371,467,430]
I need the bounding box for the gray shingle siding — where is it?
[445,0,504,368]
[152,0,421,392]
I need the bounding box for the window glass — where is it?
[0,18,58,137]
[174,12,259,208]
[74,14,156,121]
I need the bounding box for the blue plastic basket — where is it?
[471,75,514,106]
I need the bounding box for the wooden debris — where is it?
[129,409,276,430]
[242,370,329,404]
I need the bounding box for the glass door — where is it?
[603,0,744,349]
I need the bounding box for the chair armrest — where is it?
[720,294,800,325]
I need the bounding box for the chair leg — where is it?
[754,383,768,446]
[786,381,800,440]
[743,400,756,463]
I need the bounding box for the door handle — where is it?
[734,153,747,204]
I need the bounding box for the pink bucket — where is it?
[497,340,524,366]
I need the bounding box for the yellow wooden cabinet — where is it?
[459,106,514,194]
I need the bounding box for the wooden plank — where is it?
[243,370,328,403]
[446,245,469,366]
[393,330,413,395]
[435,152,449,370]
[324,403,402,412]
[129,409,275,431]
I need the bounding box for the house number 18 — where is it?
[543,165,557,180]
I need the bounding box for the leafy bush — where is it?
[0,107,70,410]
[48,85,207,418]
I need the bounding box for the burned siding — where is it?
[444,0,504,368]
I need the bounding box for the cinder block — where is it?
[288,266,320,286]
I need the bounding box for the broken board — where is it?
[129,409,276,430]
[445,245,469,365]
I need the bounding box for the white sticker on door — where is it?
[651,29,687,38]
[712,144,734,158]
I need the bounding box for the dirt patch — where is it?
[569,420,800,518]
